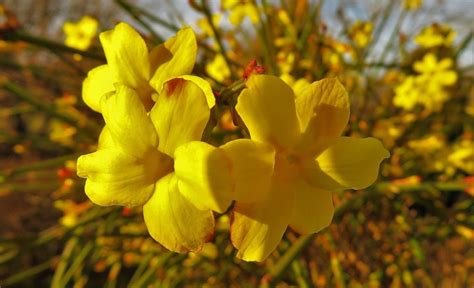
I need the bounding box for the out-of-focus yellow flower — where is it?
[78,78,231,253]
[280,74,311,96]
[54,200,92,227]
[348,20,373,48]
[221,0,259,26]
[393,76,419,110]
[63,16,98,51]
[408,135,445,153]
[277,51,295,75]
[415,24,456,48]
[373,119,403,148]
[82,23,197,112]
[229,75,389,261]
[448,140,474,174]
[196,14,221,38]
[403,0,423,10]
[274,10,297,48]
[394,54,457,111]
[206,54,231,82]
[49,121,77,146]
[414,53,457,86]
[320,37,351,72]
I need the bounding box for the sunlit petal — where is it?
[295,78,350,156]
[99,22,150,88]
[82,65,115,112]
[101,84,158,158]
[305,137,389,191]
[236,75,300,148]
[77,149,156,207]
[150,27,197,93]
[150,78,209,156]
[143,173,215,253]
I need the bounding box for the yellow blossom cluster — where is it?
[76,23,388,262]
[415,23,456,48]
[403,0,423,11]
[348,20,373,48]
[394,53,457,111]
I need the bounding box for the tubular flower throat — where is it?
[228,75,389,261]
[82,22,197,112]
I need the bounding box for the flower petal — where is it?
[295,78,350,156]
[149,27,197,93]
[97,126,114,149]
[82,65,115,112]
[289,177,333,234]
[220,139,275,203]
[231,175,293,262]
[236,75,300,148]
[99,22,150,88]
[150,78,210,156]
[174,141,233,213]
[77,149,155,207]
[305,137,389,191]
[101,84,158,158]
[143,173,215,253]
[165,75,216,108]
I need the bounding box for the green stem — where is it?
[115,0,164,43]
[1,81,99,137]
[200,0,235,78]
[0,257,56,286]
[0,153,81,181]
[59,242,94,286]
[454,31,473,60]
[9,31,105,61]
[119,0,180,31]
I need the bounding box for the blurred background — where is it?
[0,0,472,287]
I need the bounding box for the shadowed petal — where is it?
[174,141,233,213]
[295,78,350,157]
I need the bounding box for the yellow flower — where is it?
[206,54,231,82]
[415,24,456,48]
[77,78,232,253]
[280,74,310,96]
[394,54,457,111]
[414,53,457,86]
[349,20,373,48]
[448,140,474,174]
[228,75,389,261]
[82,23,197,112]
[403,0,423,10]
[196,14,222,38]
[63,16,98,51]
[221,0,260,26]
[408,135,445,153]
[277,51,295,75]
[393,76,419,110]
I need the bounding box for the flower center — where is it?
[143,149,174,183]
